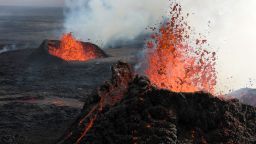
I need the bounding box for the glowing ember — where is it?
[48,33,97,61]
[145,4,216,93]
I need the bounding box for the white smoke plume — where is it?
[177,0,256,93]
[64,0,170,47]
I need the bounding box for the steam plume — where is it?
[177,0,256,93]
[64,0,170,47]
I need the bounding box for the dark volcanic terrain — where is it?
[0,40,139,144]
[0,6,63,48]
[58,62,256,144]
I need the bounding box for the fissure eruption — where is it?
[48,33,104,62]
[145,4,217,94]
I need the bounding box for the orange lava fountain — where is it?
[49,33,97,61]
[145,4,217,93]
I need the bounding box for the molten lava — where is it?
[48,33,97,61]
[146,4,216,93]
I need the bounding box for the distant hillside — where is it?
[0,6,64,48]
[228,88,256,107]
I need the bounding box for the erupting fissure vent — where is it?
[146,4,217,94]
[48,33,105,62]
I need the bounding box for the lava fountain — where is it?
[145,4,217,94]
[48,33,106,62]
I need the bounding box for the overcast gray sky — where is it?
[0,0,64,7]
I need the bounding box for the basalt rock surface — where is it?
[0,48,83,144]
[58,62,256,144]
[0,43,133,144]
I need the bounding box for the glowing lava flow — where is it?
[64,62,133,144]
[49,33,97,61]
[145,4,217,93]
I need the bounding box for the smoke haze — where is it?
[0,0,64,7]
[177,0,256,93]
[64,0,170,47]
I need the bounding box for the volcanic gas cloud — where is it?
[145,4,216,94]
[48,33,106,62]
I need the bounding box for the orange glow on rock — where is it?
[76,115,97,144]
[49,33,97,61]
[145,4,216,93]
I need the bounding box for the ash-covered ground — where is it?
[0,6,143,143]
[0,40,141,144]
